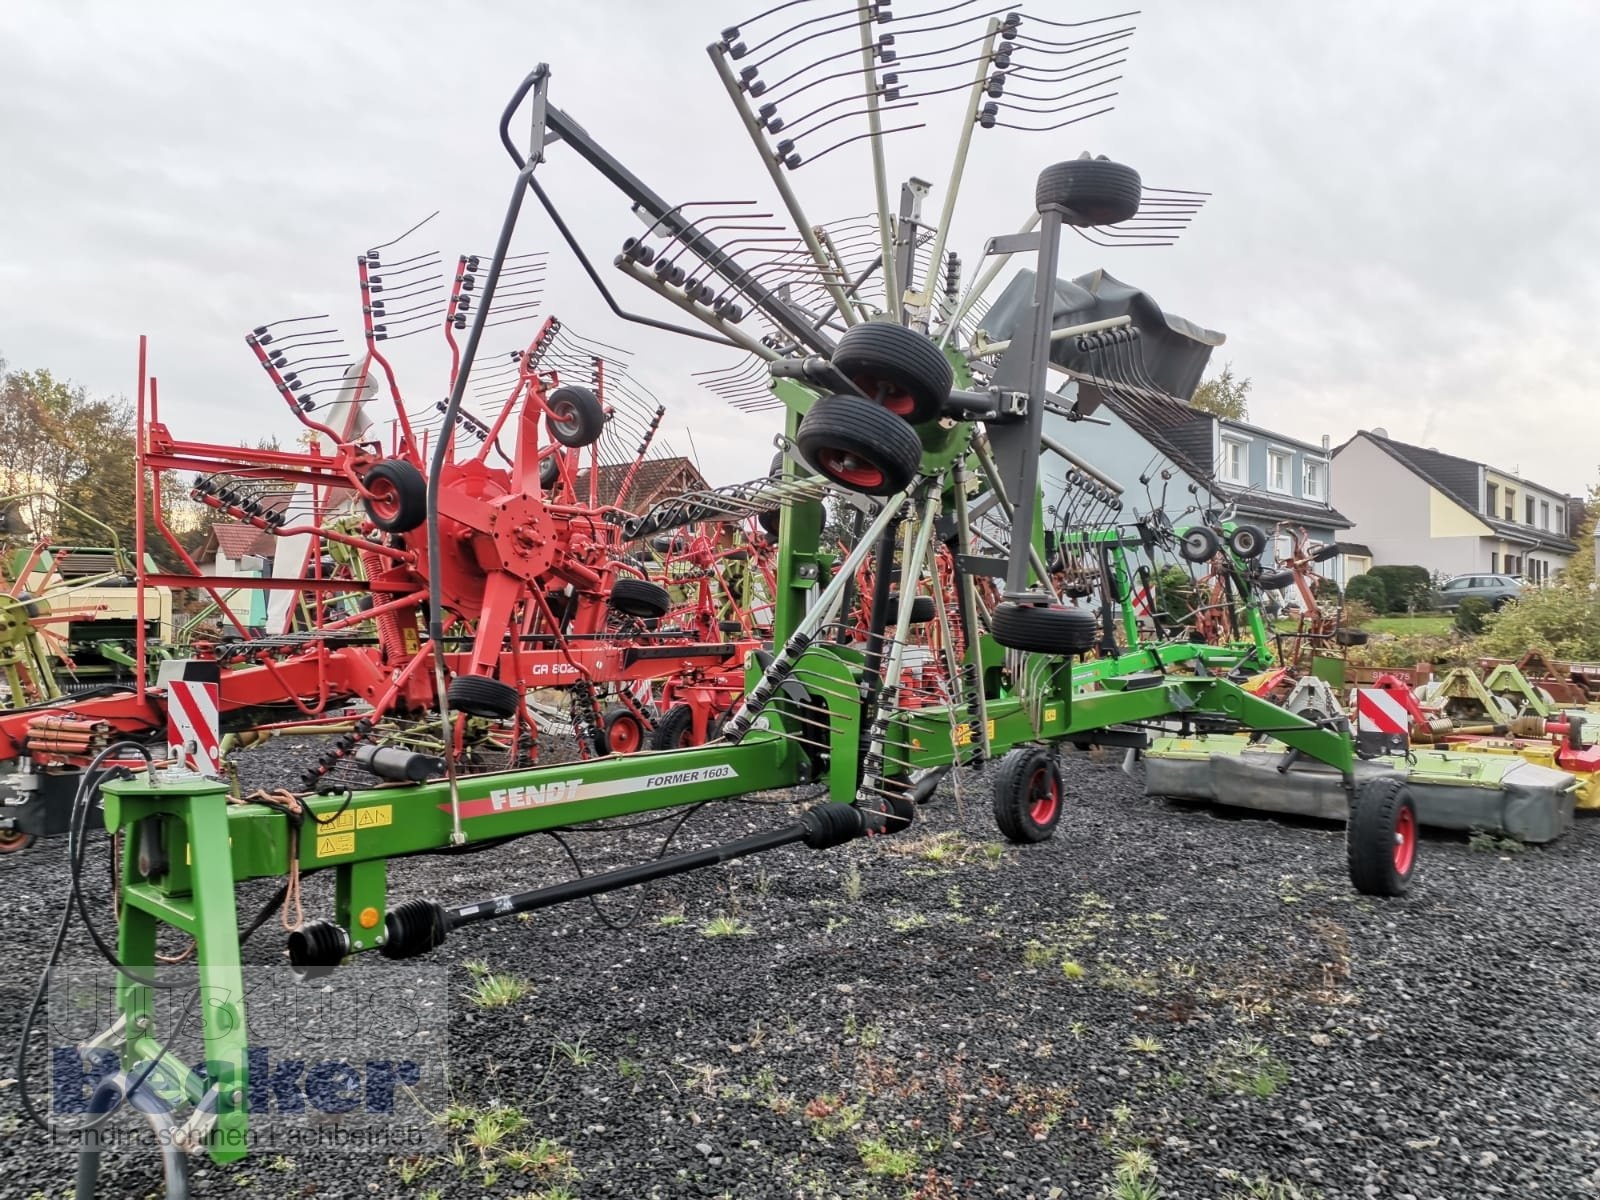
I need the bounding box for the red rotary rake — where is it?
[0,237,767,842]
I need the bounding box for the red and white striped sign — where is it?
[167,678,222,774]
[1130,584,1154,617]
[1355,687,1411,736]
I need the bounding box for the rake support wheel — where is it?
[1035,157,1143,226]
[601,705,647,755]
[1179,526,1222,564]
[993,745,1064,843]
[609,577,673,620]
[649,702,696,750]
[989,601,1099,656]
[545,385,606,448]
[796,393,923,497]
[1347,775,1418,896]
[830,321,953,425]
[446,674,521,720]
[361,459,428,534]
[1226,524,1268,560]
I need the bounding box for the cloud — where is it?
[1,0,1594,495]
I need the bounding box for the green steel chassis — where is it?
[70,62,1373,1180]
[90,387,1358,1167]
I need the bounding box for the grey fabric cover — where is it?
[978,267,1224,402]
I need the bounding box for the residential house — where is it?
[1044,387,1356,583]
[1330,430,1577,581]
[572,456,710,512]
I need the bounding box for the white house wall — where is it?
[1333,437,1481,575]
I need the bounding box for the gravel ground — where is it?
[3,741,1599,1200]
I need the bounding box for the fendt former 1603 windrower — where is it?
[21,7,1428,1195]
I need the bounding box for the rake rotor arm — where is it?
[497,67,827,355]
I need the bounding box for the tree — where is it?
[1189,362,1251,421]
[0,352,196,570]
[1564,475,1597,589]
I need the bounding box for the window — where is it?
[1303,460,1325,500]
[1267,449,1290,493]
[1442,578,1466,592]
[1485,483,1498,515]
[1490,551,1498,573]
[1220,438,1246,484]
[1526,496,1536,525]
[1541,500,1550,530]
[1556,505,1565,531]
[1504,489,1515,522]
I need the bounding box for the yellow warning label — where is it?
[357,805,393,829]
[952,724,972,747]
[402,627,420,654]
[316,832,356,857]
[322,809,356,835]
[1044,706,1059,723]
[986,719,997,741]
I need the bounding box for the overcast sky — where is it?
[3,1,1596,499]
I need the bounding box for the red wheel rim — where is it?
[1027,766,1060,826]
[817,449,885,490]
[366,478,400,521]
[609,716,642,754]
[0,829,32,853]
[1393,806,1416,875]
[858,375,916,417]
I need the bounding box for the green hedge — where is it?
[1366,564,1433,613]
[1343,573,1388,614]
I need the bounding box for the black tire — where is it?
[0,829,37,854]
[538,454,561,489]
[992,745,1064,843]
[760,452,789,536]
[361,459,427,534]
[1312,542,1341,563]
[447,674,520,720]
[905,595,936,625]
[1227,524,1268,560]
[1034,157,1143,226]
[600,704,647,755]
[649,702,696,750]
[610,577,672,620]
[1492,597,1510,612]
[796,393,923,497]
[1334,627,1369,646]
[989,601,1099,655]
[1255,569,1295,590]
[1178,526,1221,564]
[545,385,606,448]
[830,321,953,425]
[719,619,744,634]
[1347,775,1418,897]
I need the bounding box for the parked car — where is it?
[1435,573,1523,612]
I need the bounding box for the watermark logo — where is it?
[44,962,449,1153]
